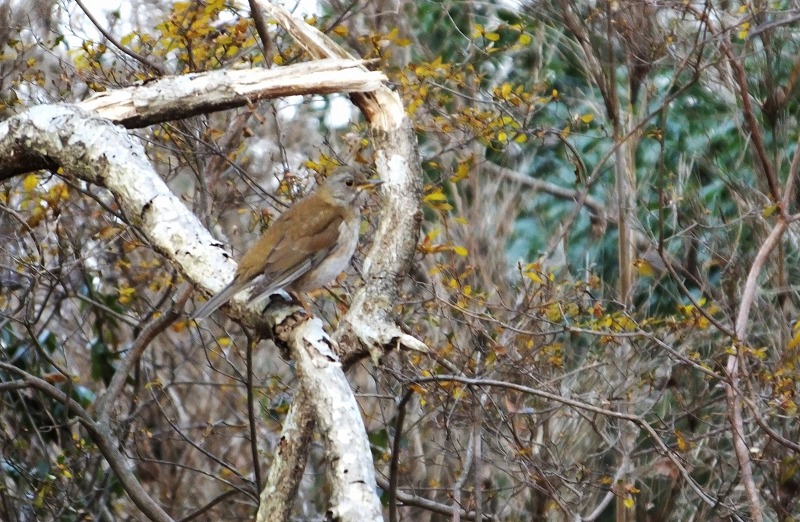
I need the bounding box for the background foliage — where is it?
[2,0,799,520]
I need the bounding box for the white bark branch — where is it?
[79,58,386,128]
[290,318,382,521]
[256,390,314,522]
[0,104,232,302]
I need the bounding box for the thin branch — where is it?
[96,292,186,423]
[248,0,273,67]
[472,391,485,522]
[73,0,166,75]
[685,4,779,207]
[389,389,414,522]
[451,427,475,522]
[734,221,787,342]
[747,11,800,40]
[658,246,735,338]
[0,380,30,392]
[151,390,257,500]
[0,362,173,522]
[412,375,730,514]
[781,121,800,210]
[725,219,787,522]
[177,489,243,522]
[482,161,606,220]
[245,331,262,493]
[376,475,491,521]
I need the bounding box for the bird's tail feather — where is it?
[192,280,245,319]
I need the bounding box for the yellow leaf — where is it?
[518,33,531,45]
[501,82,512,98]
[118,286,135,304]
[525,271,543,284]
[624,497,634,509]
[332,25,348,37]
[218,337,232,347]
[407,98,423,115]
[634,258,655,277]
[485,32,500,41]
[675,430,687,451]
[545,304,562,322]
[497,131,508,143]
[452,245,468,257]
[423,191,448,202]
[452,160,471,182]
[762,203,778,218]
[425,228,441,241]
[23,174,38,192]
[738,22,750,40]
[580,113,594,123]
[514,133,528,143]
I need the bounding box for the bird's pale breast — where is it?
[291,213,360,291]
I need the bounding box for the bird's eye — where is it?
[345,178,354,187]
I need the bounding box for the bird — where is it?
[193,172,383,319]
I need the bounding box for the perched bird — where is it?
[193,172,382,319]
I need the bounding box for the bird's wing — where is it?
[238,201,345,303]
[245,246,331,304]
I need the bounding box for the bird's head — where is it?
[321,172,383,205]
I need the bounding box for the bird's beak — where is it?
[357,178,384,192]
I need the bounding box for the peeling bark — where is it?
[80,58,385,128]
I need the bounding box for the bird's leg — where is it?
[288,291,314,315]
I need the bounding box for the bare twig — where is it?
[389,389,415,522]
[686,4,779,207]
[177,489,242,522]
[96,290,188,423]
[0,362,173,522]
[376,475,491,521]
[451,427,475,522]
[245,331,262,493]
[73,0,166,76]
[413,375,729,514]
[726,219,788,522]
[482,161,606,220]
[248,0,273,67]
